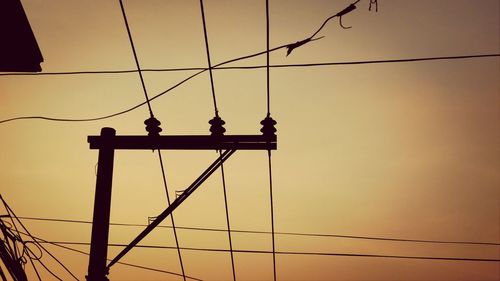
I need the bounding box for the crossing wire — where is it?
[157,150,186,281]
[1,54,498,77]
[0,196,78,280]
[0,56,498,124]
[118,0,154,118]
[16,216,500,246]
[0,0,397,125]
[8,228,203,281]
[199,1,236,279]
[200,0,219,117]
[32,241,500,263]
[117,1,186,280]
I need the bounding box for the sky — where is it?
[0,0,499,280]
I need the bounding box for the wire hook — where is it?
[339,16,352,29]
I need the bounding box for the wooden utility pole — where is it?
[86,126,276,281]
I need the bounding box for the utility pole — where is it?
[86,126,276,281]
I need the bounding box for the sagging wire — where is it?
[0,0,382,125]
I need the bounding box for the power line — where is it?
[118,1,186,279]
[0,53,498,125]
[9,229,203,281]
[1,54,497,77]
[118,0,154,118]
[38,241,500,263]
[0,196,79,281]
[199,2,236,280]
[200,0,219,117]
[16,216,500,246]
[157,150,186,281]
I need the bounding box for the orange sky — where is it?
[1,0,499,280]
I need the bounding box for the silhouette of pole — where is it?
[86,128,276,277]
[87,127,116,281]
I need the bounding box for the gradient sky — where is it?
[1,0,499,280]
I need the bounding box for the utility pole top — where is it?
[86,127,276,280]
[88,132,276,150]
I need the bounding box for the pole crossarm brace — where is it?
[106,149,236,269]
[88,134,277,150]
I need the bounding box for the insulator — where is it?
[209,116,226,137]
[260,115,277,137]
[144,117,162,136]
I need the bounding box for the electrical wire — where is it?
[118,0,187,279]
[27,256,42,281]
[219,150,236,281]
[199,1,236,279]
[309,0,361,39]
[15,216,500,246]
[106,149,236,269]
[35,241,500,263]
[10,229,203,281]
[157,150,186,281]
[266,0,271,115]
[0,0,388,125]
[0,196,79,280]
[0,53,498,125]
[267,152,277,280]
[1,54,498,77]
[33,257,64,281]
[118,0,154,118]
[200,0,219,117]
[265,1,277,280]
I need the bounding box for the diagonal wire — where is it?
[157,150,186,281]
[267,152,277,281]
[199,1,236,279]
[118,0,188,279]
[118,0,154,118]
[219,150,236,281]
[2,54,497,124]
[199,0,219,117]
[27,256,42,281]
